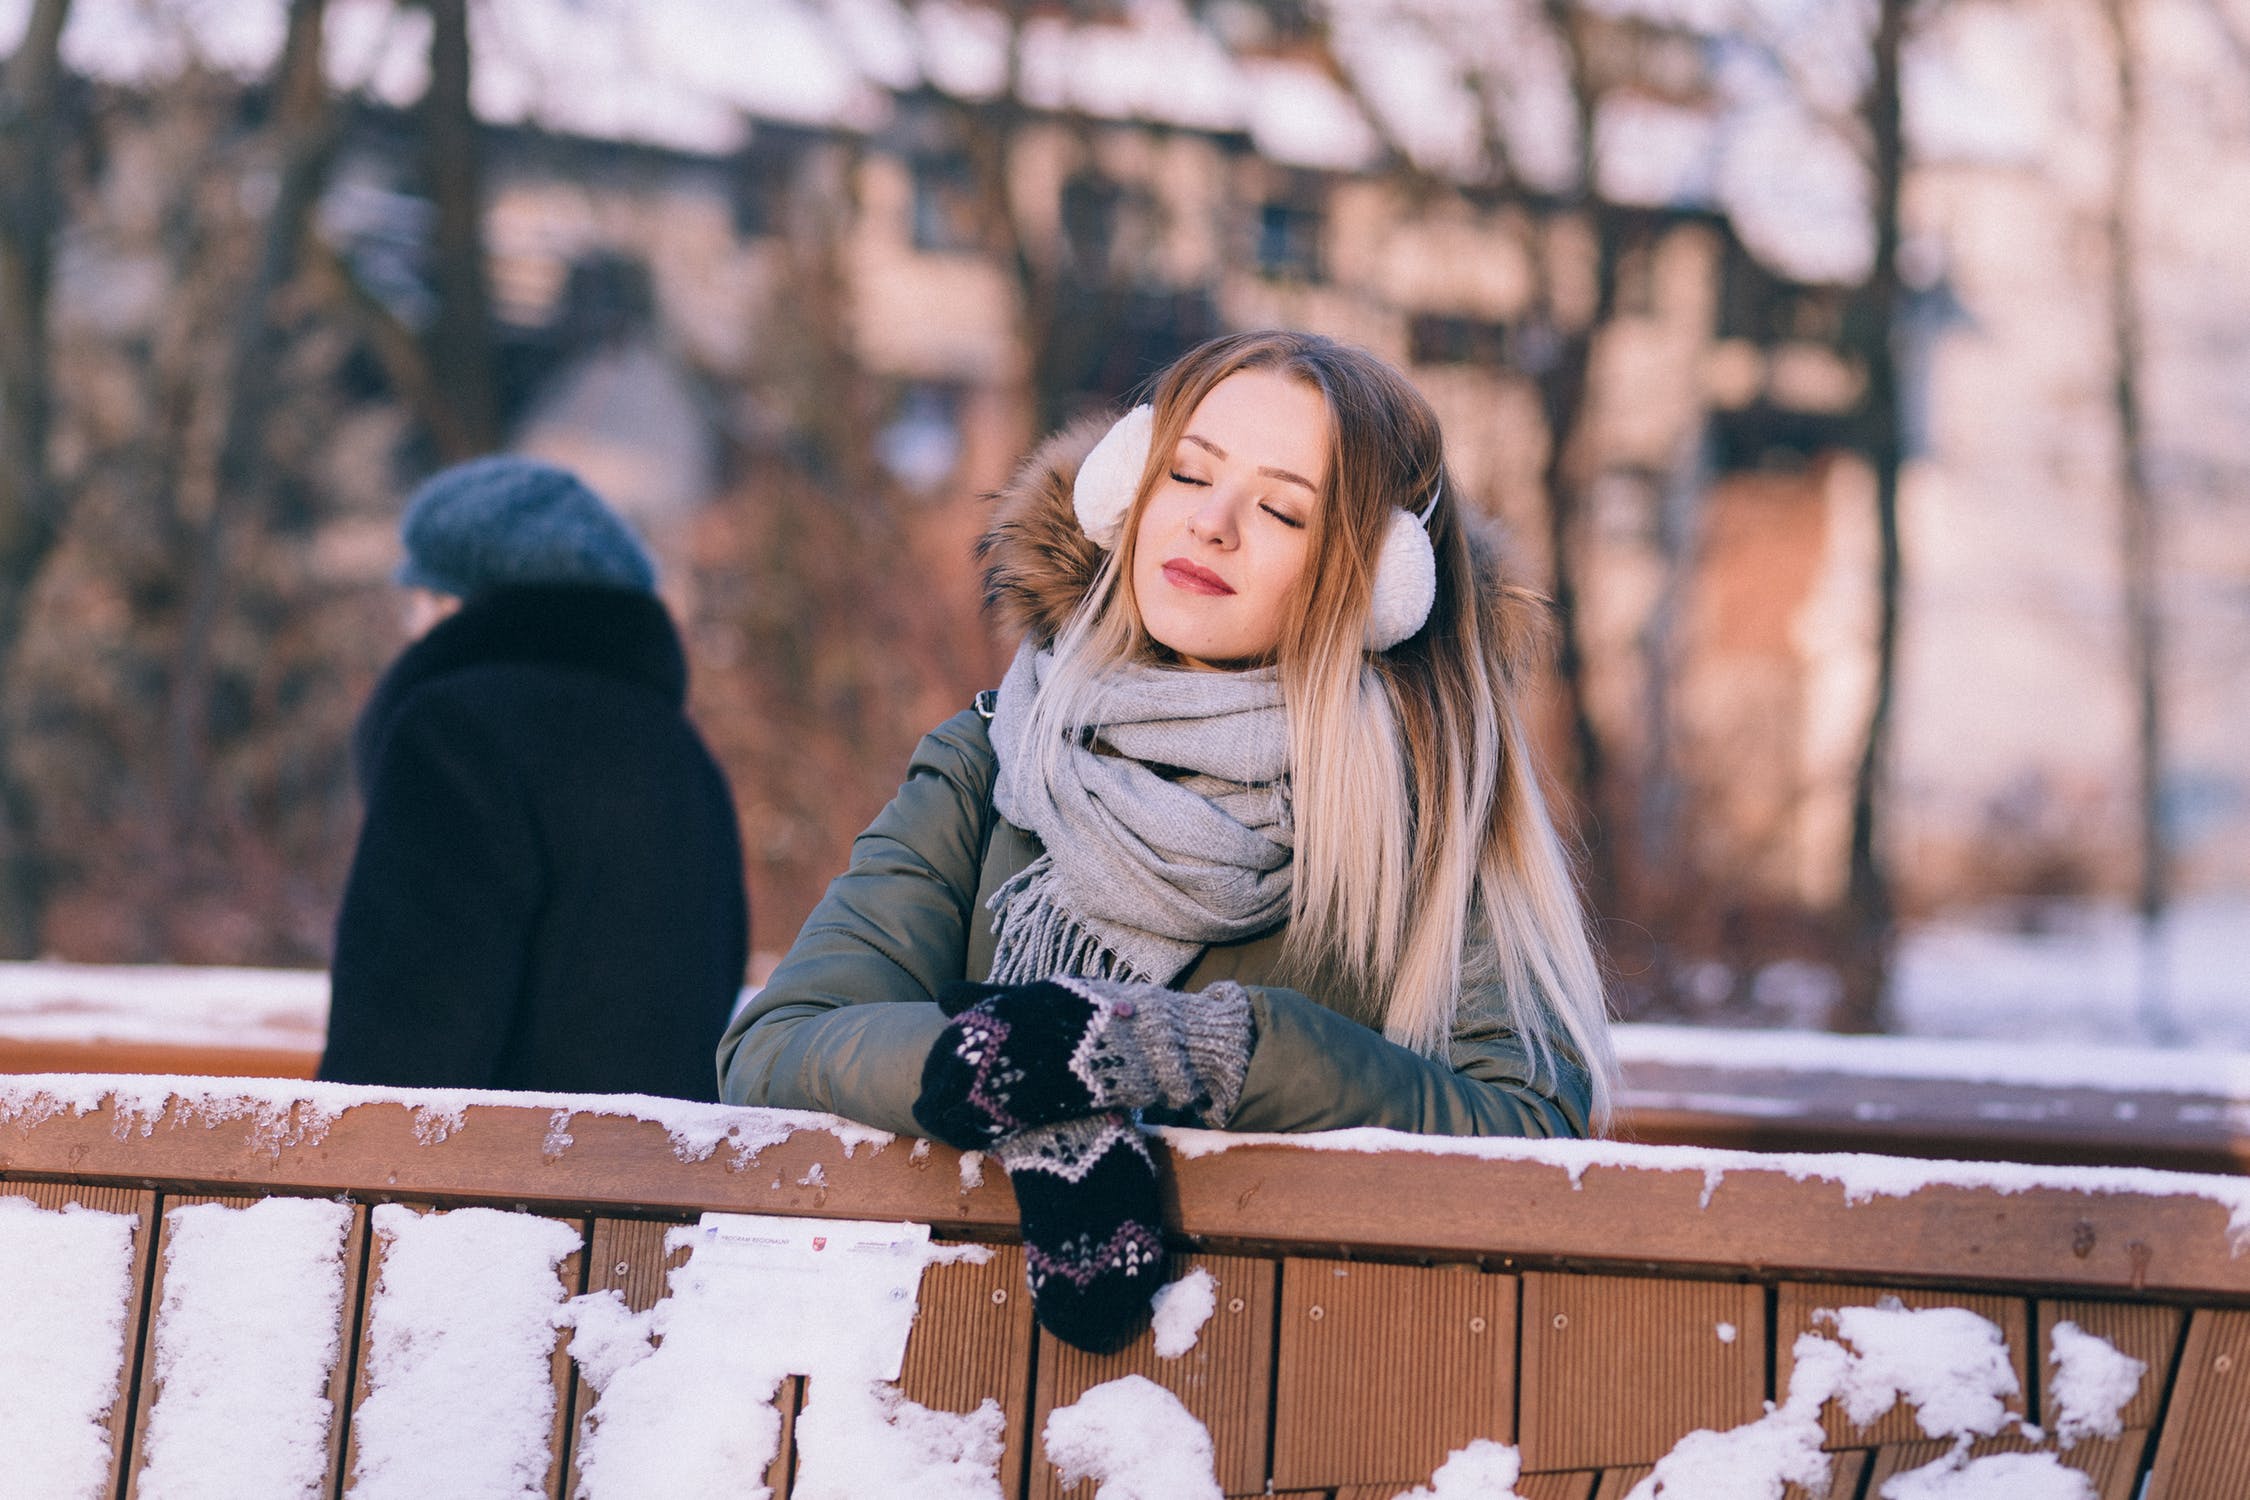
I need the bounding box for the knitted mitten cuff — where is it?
[1053,976,1255,1128]
[995,1112,1166,1354]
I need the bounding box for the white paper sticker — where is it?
[688,1213,933,1381]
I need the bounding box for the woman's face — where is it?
[1130,368,1329,670]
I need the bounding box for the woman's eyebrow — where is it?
[1182,433,1317,493]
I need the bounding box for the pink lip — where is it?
[1161,558,1235,596]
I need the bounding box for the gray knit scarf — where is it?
[986,641,1294,987]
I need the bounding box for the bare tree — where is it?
[161,0,342,867]
[1835,0,1911,1031]
[2099,0,2172,1039]
[420,0,499,456]
[0,0,75,954]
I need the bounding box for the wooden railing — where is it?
[2,1077,2247,1498]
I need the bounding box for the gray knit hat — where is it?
[395,455,657,597]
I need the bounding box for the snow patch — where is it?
[348,1206,582,1498]
[1389,1438,1528,1498]
[136,1198,354,1500]
[2045,1321,2145,1447]
[1149,1267,1216,1358]
[791,1381,1004,1499]
[0,1196,139,1500]
[1879,1451,2093,1499]
[1041,1374,1221,1500]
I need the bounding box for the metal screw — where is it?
[1228,1297,1245,1314]
[1308,1305,1326,1321]
[613,1262,629,1277]
[1469,1316,1488,1334]
[1552,1313,1569,1331]
[2217,1354,2236,1375]
[990,1288,1008,1306]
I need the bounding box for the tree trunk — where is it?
[2100,0,2172,1039]
[1838,0,1909,1032]
[421,0,499,457]
[0,0,75,955]
[161,0,338,875]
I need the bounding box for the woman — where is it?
[719,330,1615,1351]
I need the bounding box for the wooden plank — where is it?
[125,1193,363,1500]
[1030,1253,1275,1500]
[1867,1432,2147,1500]
[2146,1309,2250,1499]
[899,1242,1034,1500]
[8,1094,2250,1301]
[1775,1282,2029,1449]
[1791,1449,1867,1500]
[2036,1297,2181,1433]
[1590,1465,1649,1500]
[1518,1272,1765,1471]
[342,1205,584,1499]
[1,1180,157,1499]
[1271,1259,1515,1489]
[1617,1060,2250,1175]
[0,1037,319,1079]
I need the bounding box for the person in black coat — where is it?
[319,456,749,1100]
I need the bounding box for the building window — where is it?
[732,147,794,239]
[1256,200,1322,279]
[1408,314,1509,368]
[911,153,983,252]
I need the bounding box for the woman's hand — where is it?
[910,975,1255,1150]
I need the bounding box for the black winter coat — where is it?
[319,584,748,1099]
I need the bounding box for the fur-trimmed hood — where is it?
[974,414,1551,675]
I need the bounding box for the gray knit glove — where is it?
[912,976,1256,1151]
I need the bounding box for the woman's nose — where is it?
[1185,491,1237,546]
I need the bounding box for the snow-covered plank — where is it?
[9,1083,2250,1300]
[566,1216,794,1499]
[1270,1260,1515,1491]
[897,1241,1034,1500]
[1029,1253,1274,1500]
[1516,1272,1766,1471]
[342,1205,585,1500]
[2035,1299,2181,1435]
[1774,1283,2030,1450]
[0,1183,154,1500]
[1865,1432,2146,1499]
[2145,1309,2250,1498]
[124,1194,362,1500]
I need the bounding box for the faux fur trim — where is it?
[976,415,1112,646]
[974,412,1552,679]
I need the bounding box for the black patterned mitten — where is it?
[912,976,1255,1151]
[997,1111,1166,1354]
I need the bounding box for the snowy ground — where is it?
[0,892,2243,1068]
[1890,894,2250,1051]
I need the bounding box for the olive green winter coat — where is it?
[716,420,1593,1140]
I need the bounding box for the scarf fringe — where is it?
[986,855,1147,986]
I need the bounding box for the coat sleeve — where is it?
[319,690,545,1089]
[1221,984,1592,1139]
[716,711,993,1134]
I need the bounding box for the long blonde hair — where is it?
[1024,330,1616,1125]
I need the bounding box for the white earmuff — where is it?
[1070,403,1441,652]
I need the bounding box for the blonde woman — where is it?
[720,330,1615,1351]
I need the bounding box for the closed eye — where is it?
[1260,503,1306,529]
[1168,470,1209,487]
